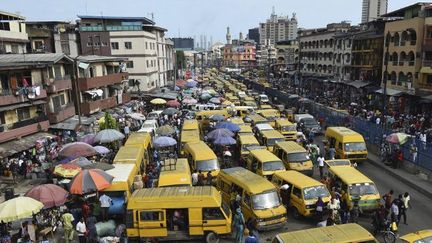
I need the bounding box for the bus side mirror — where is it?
[280,184,289,190]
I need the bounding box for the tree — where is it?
[99,112,117,130]
[176,50,186,69]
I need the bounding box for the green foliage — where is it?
[100,112,117,130]
[176,50,186,69]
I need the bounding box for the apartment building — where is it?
[223,41,256,68]
[0,10,28,54]
[259,9,298,45]
[362,0,388,23]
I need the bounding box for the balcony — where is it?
[0,88,47,106]
[47,76,73,94]
[48,104,76,124]
[122,93,131,104]
[78,73,128,91]
[80,96,117,115]
[0,116,49,143]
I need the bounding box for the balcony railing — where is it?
[0,116,49,143]
[80,96,117,115]
[78,72,128,90]
[0,88,47,106]
[47,78,72,93]
[48,104,75,124]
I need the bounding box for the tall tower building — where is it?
[258,8,298,45]
[226,27,232,44]
[362,0,388,23]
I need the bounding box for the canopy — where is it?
[182,98,198,105]
[79,134,96,145]
[93,145,110,154]
[25,184,68,208]
[150,98,167,105]
[69,157,92,167]
[207,128,234,140]
[209,114,225,122]
[69,169,114,195]
[215,122,240,133]
[386,133,411,145]
[94,129,125,144]
[161,108,180,116]
[54,164,82,178]
[213,136,237,146]
[82,162,115,171]
[156,125,176,136]
[59,142,97,158]
[166,100,181,108]
[153,136,177,148]
[0,196,44,222]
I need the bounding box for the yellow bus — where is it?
[158,158,192,187]
[273,223,378,243]
[180,130,201,156]
[245,149,286,179]
[127,186,232,243]
[217,167,287,231]
[124,132,152,165]
[238,135,260,159]
[273,141,314,176]
[275,119,297,141]
[113,146,145,173]
[258,130,286,151]
[238,125,254,136]
[328,166,380,212]
[248,114,268,125]
[325,127,368,162]
[182,119,199,131]
[184,141,220,179]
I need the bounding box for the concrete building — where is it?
[248,27,260,44]
[75,55,129,115]
[257,40,277,67]
[362,0,388,23]
[0,10,28,54]
[259,8,298,45]
[26,21,79,57]
[333,29,355,82]
[299,22,351,78]
[209,42,225,67]
[223,42,256,68]
[170,37,194,50]
[275,40,299,73]
[0,53,76,144]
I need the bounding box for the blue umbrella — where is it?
[207,128,234,140]
[186,81,198,88]
[215,122,241,133]
[213,136,237,146]
[175,86,181,91]
[209,114,225,122]
[201,93,212,100]
[153,136,177,148]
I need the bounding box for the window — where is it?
[17,107,31,120]
[293,187,302,198]
[427,75,432,85]
[111,42,119,49]
[126,61,134,68]
[125,42,132,49]
[146,60,149,68]
[139,211,163,221]
[203,208,225,220]
[145,42,148,49]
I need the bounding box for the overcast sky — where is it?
[2,0,421,42]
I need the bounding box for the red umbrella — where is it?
[176,79,187,87]
[166,100,181,108]
[69,169,114,195]
[25,184,68,208]
[59,142,97,158]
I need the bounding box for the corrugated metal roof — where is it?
[0,53,72,64]
[76,55,128,63]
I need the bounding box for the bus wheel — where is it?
[205,231,220,243]
[291,206,301,220]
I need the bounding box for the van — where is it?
[229,117,245,126]
[182,119,199,131]
[238,125,254,136]
[254,123,274,135]
[275,119,297,141]
[258,130,286,151]
[400,230,432,243]
[247,114,268,126]
[138,120,159,133]
[328,166,380,212]
[227,106,255,118]
[325,127,368,163]
[158,158,192,187]
[147,110,163,120]
[259,104,273,110]
[258,94,269,104]
[257,110,280,127]
[125,132,152,165]
[245,149,286,179]
[180,130,201,156]
[297,115,321,134]
[196,110,229,121]
[238,135,260,160]
[104,164,139,214]
[184,141,220,180]
[126,186,231,243]
[271,171,330,218]
[273,141,314,176]
[113,146,145,173]
[324,159,353,168]
[272,223,378,243]
[217,167,287,231]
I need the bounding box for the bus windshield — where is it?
[266,138,285,146]
[196,159,219,171]
[286,152,310,162]
[252,191,281,210]
[262,161,285,171]
[303,186,330,200]
[344,142,367,152]
[349,183,378,196]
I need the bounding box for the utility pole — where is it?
[72,59,82,126]
[201,52,204,81]
[382,31,390,115]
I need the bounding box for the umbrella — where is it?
[216,122,241,133]
[186,81,198,88]
[94,129,125,144]
[82,162,115,171]
[213,136,237,146]
[150,98,166,105]
[0,197,44,223]
[69,157,92,167]
[93,145,110,155]
[386,133,411,145]
[79,134,96,145]
[59,142,97,158]
[54,164,82,178]
[222,100,233,106]
[209,97,221,104]
[58,156,75,164]
[176,79,187,87]
[207,128,235,140]
[166,100,181,108]
[25,184,68,208]
[209,114,226,122]
[153,136,177,148]
[182,98,197,105]
[69,169,114,195]
[156,125,176,136]
[127,113,146,120]
[175,86,181,91]
[201,93,212,100]
[161,108,180,116]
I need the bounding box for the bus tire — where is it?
[205,231,220,243]
[291,206,301,220]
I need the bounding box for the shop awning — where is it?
[375,88,404,96]
[347,80,371,89]
[420,67,432,74]
[0,132,54,158]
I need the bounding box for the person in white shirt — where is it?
[76,217,87,243]
[191,171,198,186]
[317,155,325,179]
[99,194,112,221]
[401,192,411,224]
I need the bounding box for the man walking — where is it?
[401,192,411,225]
[61,209,75,243]
[197,170,205,186]
[76,217,87,243]
[191,170,198,186]
[206,171,213,185]
[99,193,112,221]
[317,154,325,179]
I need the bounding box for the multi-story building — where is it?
[0,53,77,143]
[171,37,194,50]
[77,15,174,91]
[75,55,129,115]
[333,30,355,81]
[209,42,225,67]
[223,41,256,68]
[0,10,28,54]
[362,0,388,23]
[274,40,298,74]
[248,27,260,44]
[26,21,79,56]
[259,9,298,45]
[381,3,432,113]
[299,22,351,78]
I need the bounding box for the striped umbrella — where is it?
[69,169,114,195]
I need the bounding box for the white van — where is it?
[138,120,159,133]
[147,110,163,120]
[259,94,269,104]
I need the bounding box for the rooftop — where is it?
[0,10,25,20]
[0,53,72,64]
[77,15,154,25]
[382,2,431,17]
[76,55,128,63]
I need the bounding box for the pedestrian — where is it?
[76,217,87,243]
[315,196,325,223]
[328,146,336,160]
[86,215,98,243]
[390,200,399,225]
[401,192,411,225]
[409,142,418,163]
[246,217,259,242]
[245,230,259,243]
[197,170,205,186]
[99,193,112,221]
[61,209,75,243]
[206,171,213,185]
[317,154,325,179]
[232,208,245,243]
[191,170,198,186]
[420,132,427,150]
